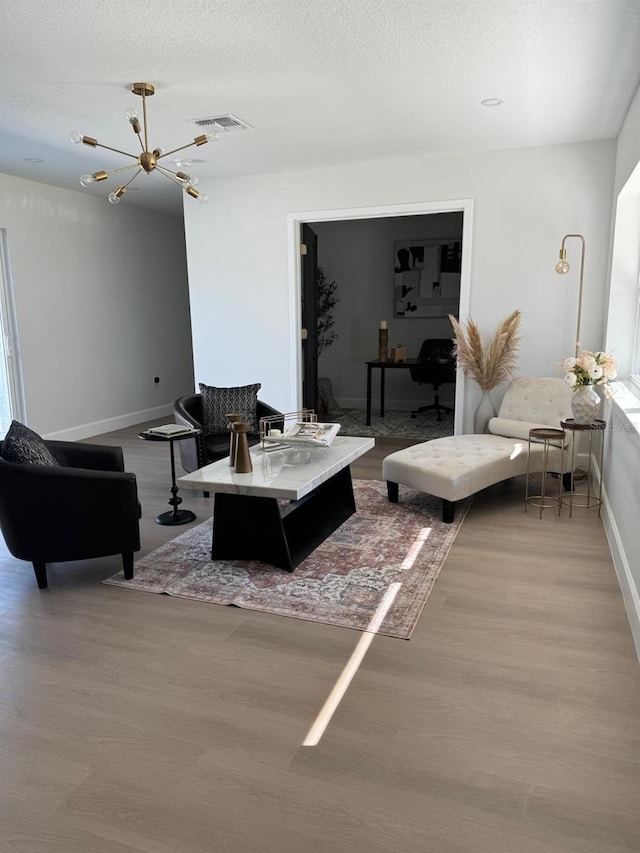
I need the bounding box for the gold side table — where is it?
[560,419,606,517]
[524,427,565,517]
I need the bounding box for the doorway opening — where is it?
[290,199,473,437]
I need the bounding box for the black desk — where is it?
[366,358,457,425]
[366,359,419,425]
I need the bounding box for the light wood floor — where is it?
[1,421,639,852]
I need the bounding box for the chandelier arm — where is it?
[100,163,141,180]
[109,167,144,204]
[124,167,143,186]
[93,142,139,160]
[156,140,204,160]
[155,165,188,186]
[155,163,183,180]
[121,167,144,191]
[141,91,150,154]
[155,166,204,200]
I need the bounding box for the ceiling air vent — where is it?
[193,114,253,133]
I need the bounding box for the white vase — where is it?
[473,389,497,434]
[571,385,601,425]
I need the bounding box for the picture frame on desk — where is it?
[393,238,461,318]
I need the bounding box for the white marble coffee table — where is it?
[177,436,374,571]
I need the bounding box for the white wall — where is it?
[184,139,616,430]
[312,213,463,410]
[0,173,194,438]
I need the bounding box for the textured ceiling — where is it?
[1,0,639,216]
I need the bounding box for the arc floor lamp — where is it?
[555,233,586,357]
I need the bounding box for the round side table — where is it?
[524,427,565,517]
[139,429,200,525]
[560,419,606,517]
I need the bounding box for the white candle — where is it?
[379,320,387,330]
[269,429,282,438]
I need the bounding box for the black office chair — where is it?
[409,339,456,421]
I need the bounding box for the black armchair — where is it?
[173,394,282,473]
[0,440,140,589]
[409,338,456,421]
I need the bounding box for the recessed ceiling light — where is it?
[24,157,43,163]
[480,98,504,107]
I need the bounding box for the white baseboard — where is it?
[582,456,640,660]
[43,404,173,442]
[601,485,640,662]
[585,455,640,662]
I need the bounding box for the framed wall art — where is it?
[393,238,461,318]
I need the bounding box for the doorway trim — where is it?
[287,198,474,434]
[0,229,26,429]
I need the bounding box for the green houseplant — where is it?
[317,267,340,356]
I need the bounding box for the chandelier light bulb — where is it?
[80,174,95,187]
[70,131,83,144]
[177,172,198,187]
[126,109,141,134]
[196,193,208,204]
[108,188,127,204]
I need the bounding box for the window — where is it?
[632,263,640,389]
[606,161,640,394]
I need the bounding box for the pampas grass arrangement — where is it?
[449,310,522,389]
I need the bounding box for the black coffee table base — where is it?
[211,466,356,572]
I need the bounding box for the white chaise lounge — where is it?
[382,377,573,522]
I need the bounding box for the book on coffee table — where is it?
[265,421,341,447]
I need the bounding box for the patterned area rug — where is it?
[104,480,470,639]
[326,408,454,440]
